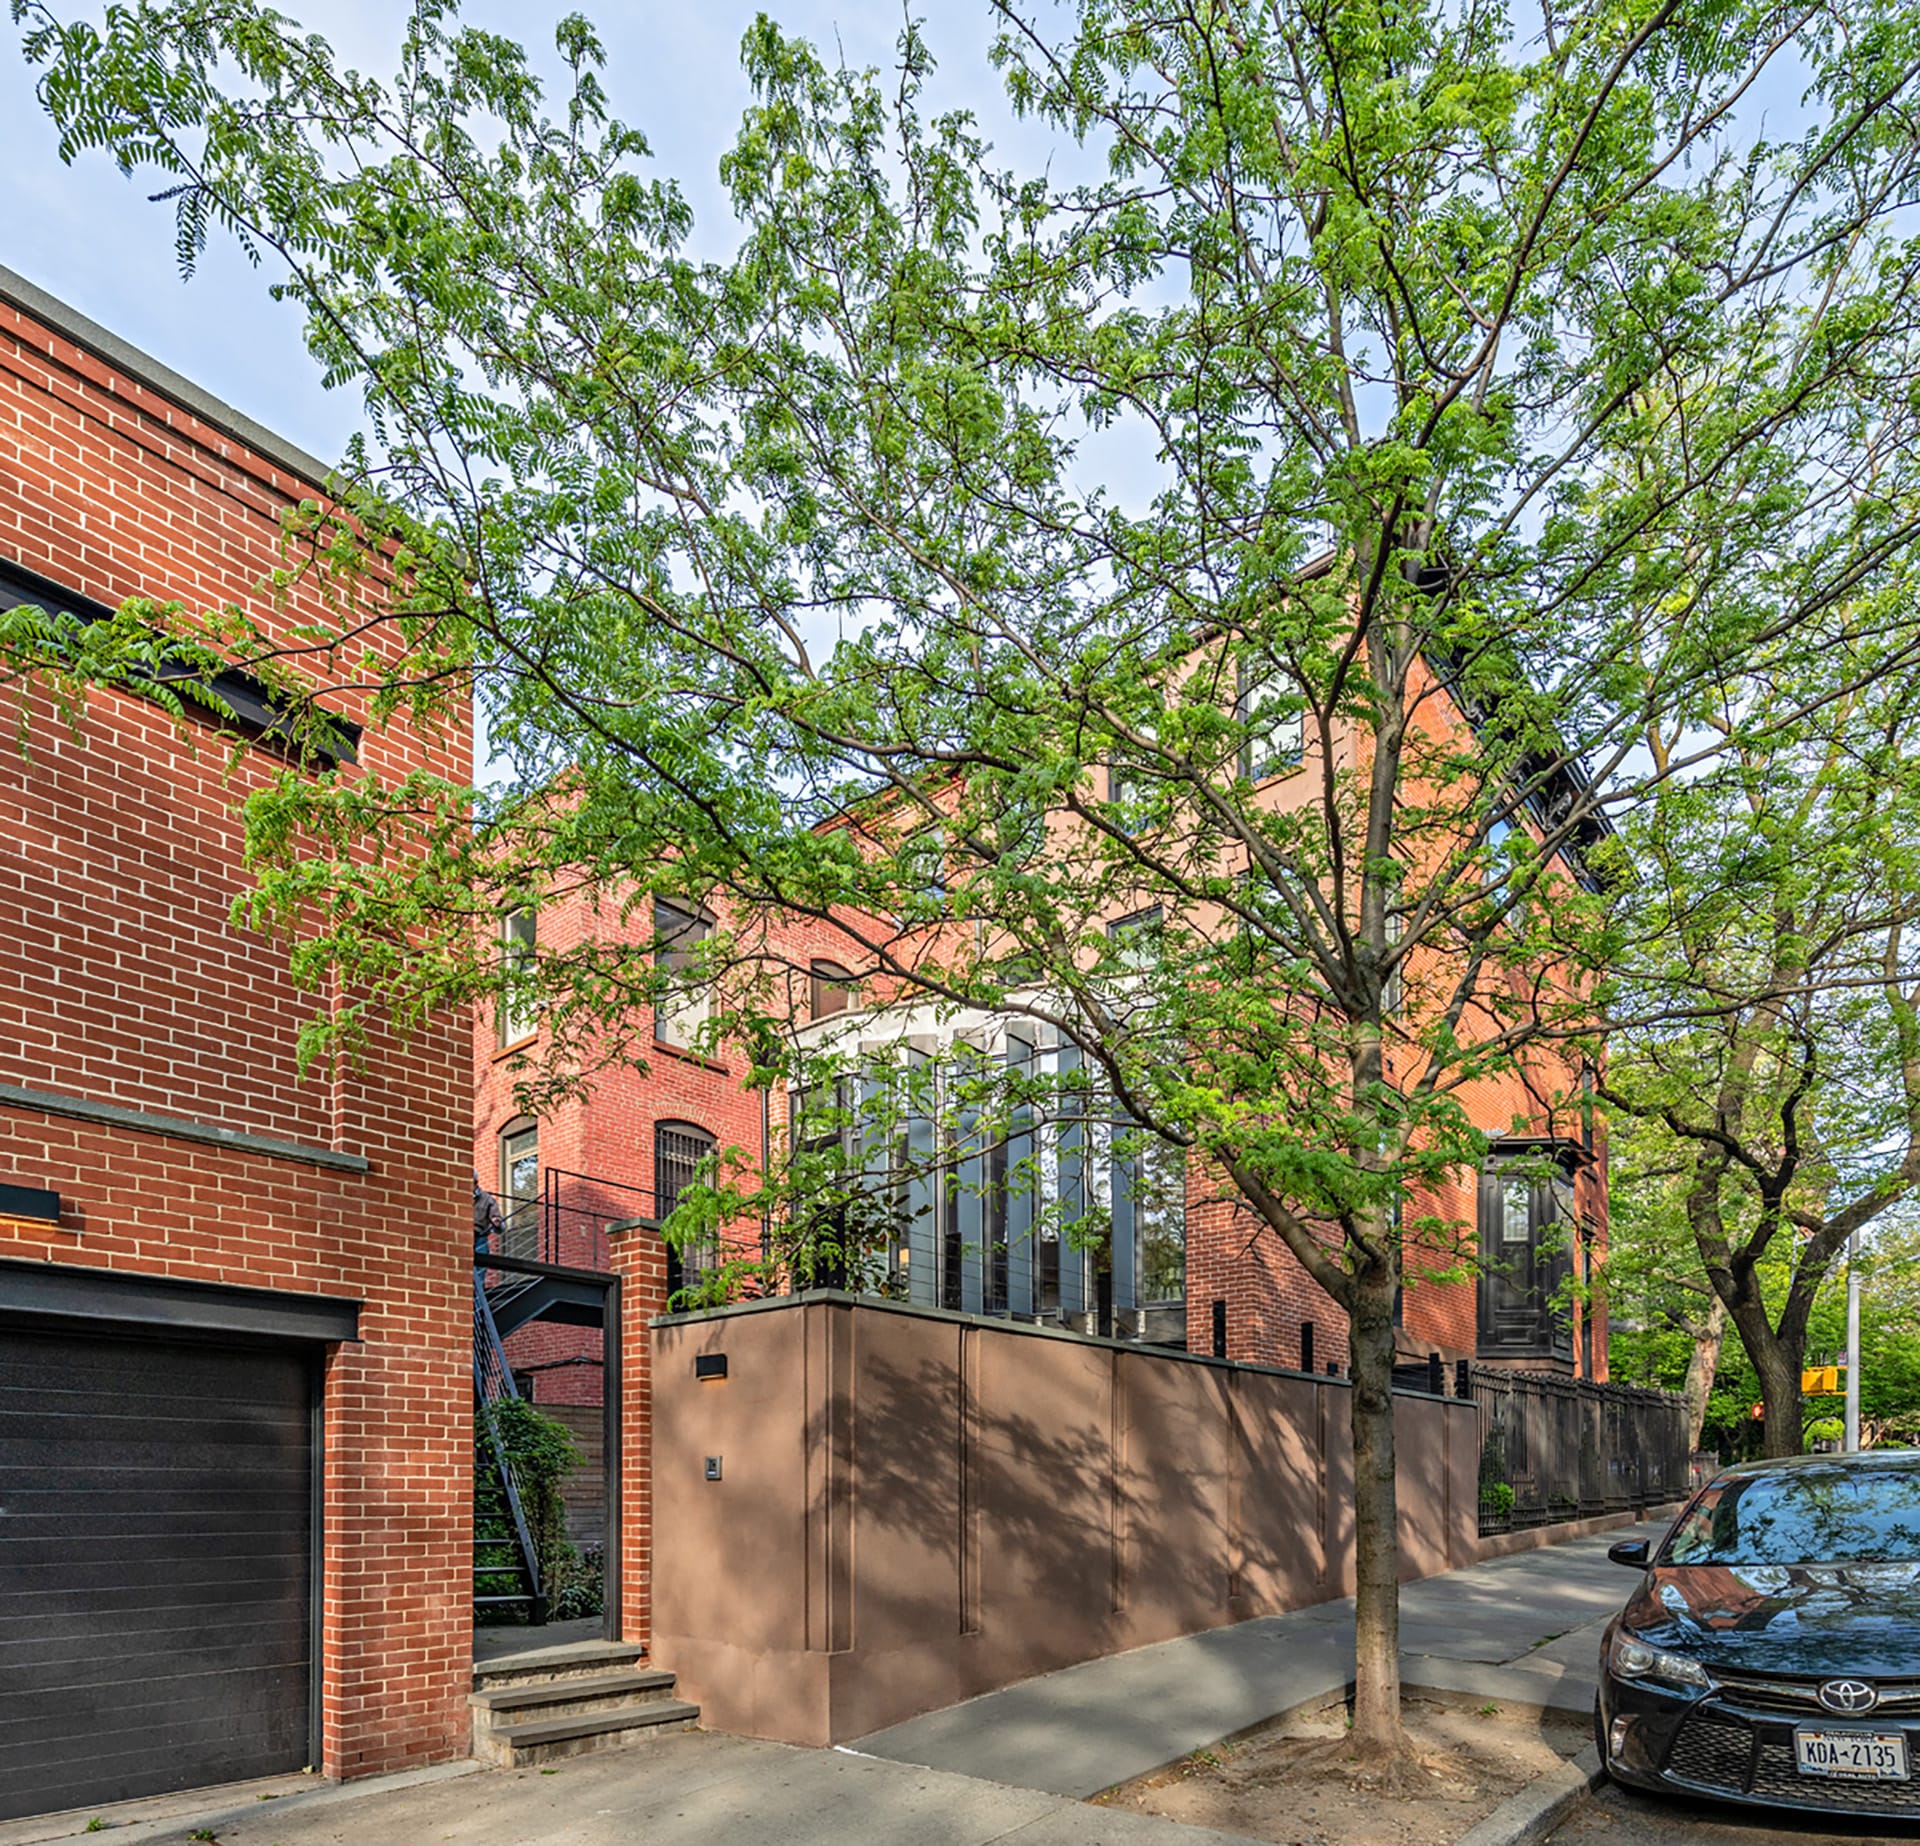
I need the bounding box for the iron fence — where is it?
[1470,1365,1692,1536]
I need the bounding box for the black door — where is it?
[1476,1168,1577,1361]
[0,1327,315,1821]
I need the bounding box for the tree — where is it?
[1602,1128,1728,1451]
[13,0,1920,1754]
[1695,1262,1920,1453]
[1596,643,1920,1459]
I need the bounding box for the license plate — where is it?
[1794,1729,1909,1780]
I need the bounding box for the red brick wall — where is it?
[474,884,821,1643]
[0,290,473,1782]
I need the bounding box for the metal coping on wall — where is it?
[0,1082,371,1174]
[648,1287,1468,1400]
[0,264,336,491]
[0,1257,362,1344]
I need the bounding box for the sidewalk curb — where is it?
[1451,1745,1604,1846]
[4,1761,486,1845]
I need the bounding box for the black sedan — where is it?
[1597,1449,1920,1820]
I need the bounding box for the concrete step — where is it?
[480,1699,701,1767]
[471,1640,645,1691]
[470,1669,679,1723]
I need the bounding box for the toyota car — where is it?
[1597,1450,1920,1819]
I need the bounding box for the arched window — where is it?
[498,1118,538,1259]
[656,1120,718,1302]
[810,959,855,1020]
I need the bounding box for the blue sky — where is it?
[3,2,1034,465]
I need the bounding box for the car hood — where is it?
[1625,1562,1920,1678]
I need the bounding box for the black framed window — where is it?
[1107,905,1164,969]
[0,556,362,766]
[1132,1135,1186,1306]
[657,1120,718,1301]
[898,828,948,922]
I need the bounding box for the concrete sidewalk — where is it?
[27,1521,1656,1846]
[852,1521,1661,1799]
[57,1736,1269,1846]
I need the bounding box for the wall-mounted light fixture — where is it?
[0,1184,61,1224]
[694,1352,728,1381]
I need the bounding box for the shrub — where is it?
[476,1397,583,1618]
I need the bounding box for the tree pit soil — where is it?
[1092,1695,1590,1846]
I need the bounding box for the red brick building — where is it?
[477,810,1608,1656]
[0,268,472,1822]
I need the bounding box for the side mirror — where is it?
[1608,1538,1651,1569]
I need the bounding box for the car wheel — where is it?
[1592,1694,1610,1780]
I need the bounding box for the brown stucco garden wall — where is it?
[649,1292,1478,1746]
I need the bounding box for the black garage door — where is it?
[0,1326,315,1821]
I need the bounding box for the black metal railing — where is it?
[1470,1365,1691,1535]
[472,1282,544,1614]
[481,1167,664,1274]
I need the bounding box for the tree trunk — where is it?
[1347,1271,1402,1756]
[1681,1292,1726,1453]
[1755,1341,1807,1458]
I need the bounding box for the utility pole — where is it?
[1845,1230,1862,1452]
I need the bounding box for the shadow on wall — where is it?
[649,1293,1474,1745]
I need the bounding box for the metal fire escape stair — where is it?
[472,1277,546,1622]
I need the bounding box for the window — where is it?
[898,828,947,921]
[656,1120,718,1301]
[497,907,537,1047]
[654,901,711,1050]
[1133,1134,1187,1306]
[1502,1176,1531,1244]
[1107,757,1169,834]
[1107,905,1164,971]
[1485,816,1513,891]
[499,1120,538,1259]
[1238,663,1305,782]
[0,556,362,767]
[810,960,855,1020]
[1107,715,1169,834]
[1382,910,1404,1017]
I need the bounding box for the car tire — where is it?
[1592,1694,1610,1781]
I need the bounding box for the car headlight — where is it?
[1610,1629,1714,1692]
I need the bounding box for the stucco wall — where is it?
[650,1292,1477,1746]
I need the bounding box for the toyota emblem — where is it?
[1818,1679,1879,1715]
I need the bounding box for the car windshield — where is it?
[1663,1467,1920,1565]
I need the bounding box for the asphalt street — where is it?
[1552,1777,1917,1846]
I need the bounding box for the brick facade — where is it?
[479,870,1607,1656]
[0,273,472,1790]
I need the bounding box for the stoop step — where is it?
[470,1669,678,1722]
[471,1640,646,1691]
[484,1700,701,1766]
[469,1648,698,1767]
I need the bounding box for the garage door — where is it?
[0,1326,315,1822]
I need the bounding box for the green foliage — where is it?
[475,1396,581,1616]
[15,0,1920,1738]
